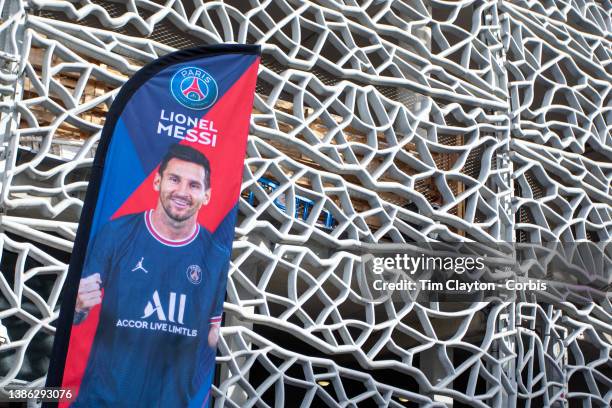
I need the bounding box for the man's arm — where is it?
[208,207,236,346]
[207,284,224,347]
[74,273,102,324]
[208,323,220,348]
[72,223,112,325]
[207,252,230,348]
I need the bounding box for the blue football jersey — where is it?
[71,210,231,407]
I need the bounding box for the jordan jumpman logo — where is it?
[132,257,148,273]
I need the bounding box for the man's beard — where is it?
[161,194,196,223]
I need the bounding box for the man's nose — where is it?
[175,181,191,196]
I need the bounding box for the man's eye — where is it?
[190,183,201,189]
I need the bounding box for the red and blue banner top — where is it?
[95,49,260,234]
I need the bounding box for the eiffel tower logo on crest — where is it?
[182,77,206,100]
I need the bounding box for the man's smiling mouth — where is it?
[171,197,191,208]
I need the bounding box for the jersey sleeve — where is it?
[81,222,115,284]
[209,206,236,326]
[209,252,229,327]
[211,205,236,251]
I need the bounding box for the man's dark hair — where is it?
[158,144,211,189]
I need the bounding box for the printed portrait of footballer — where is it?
[70,143,231,407]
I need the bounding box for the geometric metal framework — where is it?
[0,1,609,407]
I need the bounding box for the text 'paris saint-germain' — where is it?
[157,109,218,146]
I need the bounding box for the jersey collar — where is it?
[144,210,199,247]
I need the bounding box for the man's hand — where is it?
[208,324,220,348]
[76,273,102,315]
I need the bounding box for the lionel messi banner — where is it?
[45,45,260,407]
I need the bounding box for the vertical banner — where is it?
[45,45,260,407]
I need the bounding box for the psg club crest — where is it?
[186,265,202,285]
[170,66,218,110]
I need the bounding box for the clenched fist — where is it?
[76,273,102,314]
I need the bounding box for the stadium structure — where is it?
[0,0,610,407]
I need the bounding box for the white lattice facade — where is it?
[0,0,610,407]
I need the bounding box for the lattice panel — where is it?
[503,1,612,406]
[246,69,511,243]
[0,233,65,390]
[502,0,612,242]
[225,240,518,406]
[214,326,437,407]
[0,1,608,407]
[516,302,612,408]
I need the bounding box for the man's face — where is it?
[154,158,210,223]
